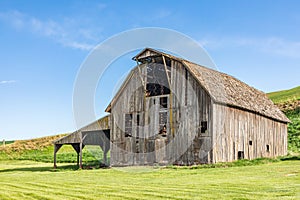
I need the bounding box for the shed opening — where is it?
[249,141,253,145]
[266,145,270,152]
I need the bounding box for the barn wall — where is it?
[110,66,145,166]
[170,60,213,165]
[110,60,213,166]
[212,103,288,163]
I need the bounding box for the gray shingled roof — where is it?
[183,60,290,123]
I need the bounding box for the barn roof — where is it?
[108,48,290,123]
[183,61,290,123]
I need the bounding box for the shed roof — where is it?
[108,48,290,123]
[54,115,111,145]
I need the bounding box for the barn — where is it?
[54,48,289,168]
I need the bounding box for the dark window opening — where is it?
[125,114,132,137]
[249,141,253,145]
[146,63,170,97]
[185,69,188,80]
[160,97,168,109]
[185,69,188,106]
[136,113,141,139]
[136,114,140,126]
[238,151,244,160]
[146,83,170,97]
[266,145,270,152]
[201,121,208,133]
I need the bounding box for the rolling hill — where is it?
[267,86,300,152]
[268,86,300,102]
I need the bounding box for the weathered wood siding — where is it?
[212,103,288,163]
[170,60,213,165]
[110,60,213,166]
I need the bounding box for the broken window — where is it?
[266,145,270,152]
[136,113,140,126]
[238,151,244,160]
[159,111,168,136]
[125,114,132,137]
[201,121,208,133]
[146,63,170,97]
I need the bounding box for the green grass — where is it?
[267,86,300,104]
[0,88,298,199]
[266,86,300,152]
[0,145,107,166]
[285,108,300,152]
[0,140,14,146]
[0,159,299,200]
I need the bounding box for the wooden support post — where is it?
[54,147,57,169]
[162,55,174,136]
[79,142,83,169]
[136,61,146,90]
[53,144,62,169]
[77,152,79,167]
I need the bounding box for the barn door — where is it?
[145,95,169,164]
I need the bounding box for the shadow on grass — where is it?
[0,164,79,173]
[280,155,300,161]
[0,161,110,173]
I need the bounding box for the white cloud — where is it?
[199,37,300,58]
[61,41,95,51]
[0,80,17,84]
[0,10,101,51]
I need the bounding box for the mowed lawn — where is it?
[0,160,299,200]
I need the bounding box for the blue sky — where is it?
[0,0,299,140]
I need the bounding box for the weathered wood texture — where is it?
[110,59,212,166]
[212,103,287,163]
[56,48,288,167]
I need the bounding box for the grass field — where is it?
[286,109,300,152]
[0,86,299,199]
[0,159,299,200]
[267,86,300,104]
[0,140,14,146]
[267,86,300,152]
